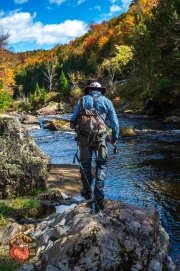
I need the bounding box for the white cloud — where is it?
[89,5,101,12]
[121,0,132,9]
[14,0,28,4]
[110,4,122,13]
[95,5,101,11]
[49,0,67,5]
[109,0,131,10]
[77,0,86,5]
[0,10,87,46]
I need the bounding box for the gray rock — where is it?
[0,115,51,198]
[18,201,176,271]
[45,265,60,271]
[163,116,180,124]
[21,115,39,125]
[17,263,35,271]
[0,221,22,244]
[36,102,63,115]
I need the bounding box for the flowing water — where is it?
[29,115,180,265]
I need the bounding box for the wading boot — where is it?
[94,198,104,212]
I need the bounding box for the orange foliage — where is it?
[0,48,16,95]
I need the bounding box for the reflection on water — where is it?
[29,115,180,265]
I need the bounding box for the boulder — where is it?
[163,116,180,124]
[119,127,137,137]
[44,119,72,131]
[36,102,63,115]
[0,115,51,198]
[21,115,39,125]
[17,201,175,271]
[124,109,134,114]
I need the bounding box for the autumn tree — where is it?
[101,45,133,95]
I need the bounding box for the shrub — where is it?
[70,87,83,105]
[0,90,13,111]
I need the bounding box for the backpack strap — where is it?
[80,97,85,110]
[90,94,101,109]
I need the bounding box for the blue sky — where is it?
[0,0,132,52]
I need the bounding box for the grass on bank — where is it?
[0,197,41,271]
[0,197,41,228]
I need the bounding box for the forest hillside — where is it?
[0,0,179,115]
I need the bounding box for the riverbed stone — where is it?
[0,221,22,244]
[21,115,39,124]
[163,116,180,124]
[0,115,51,198]
[15,200,175,271]
[44,119,72,131]
[17,263,35,271]
[36,102,63,115]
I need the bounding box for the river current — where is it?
[29,114,180,265]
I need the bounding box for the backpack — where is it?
[75,95,107,144]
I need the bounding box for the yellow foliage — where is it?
[98,36,109,49]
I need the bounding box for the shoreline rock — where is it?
[12,200,176,271]
[44,119,72,131]
[21,115,40,125]
[0,114,51,198]
[36,102,63,115]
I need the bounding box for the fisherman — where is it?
[70,82,119,209]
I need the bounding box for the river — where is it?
[29,114,180,265]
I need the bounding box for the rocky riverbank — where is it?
[0,200,176,271]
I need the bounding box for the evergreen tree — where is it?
[59,71,69,102]
[128,0,180,113]
[35,82,41,97]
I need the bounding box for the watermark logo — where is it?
[9,233,36,263]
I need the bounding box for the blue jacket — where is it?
[71,91,119,143]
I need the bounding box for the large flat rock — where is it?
[17,201,175,271]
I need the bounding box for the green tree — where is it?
[59,71,69,101]
[102,45,133,81]
[34,82,41,97]
[0,90,13,111]
[39,87,47,102]
[128,0,180,113]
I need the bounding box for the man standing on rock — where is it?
[70,82,119,209]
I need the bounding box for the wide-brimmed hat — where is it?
[84,82,106,95]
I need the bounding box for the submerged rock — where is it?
[44,119,72,131]
[163,116,180,124]
[0,115,51,198]
[17,201,175,271]
[119,127,137,137]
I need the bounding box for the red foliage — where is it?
[85,37,96,49]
